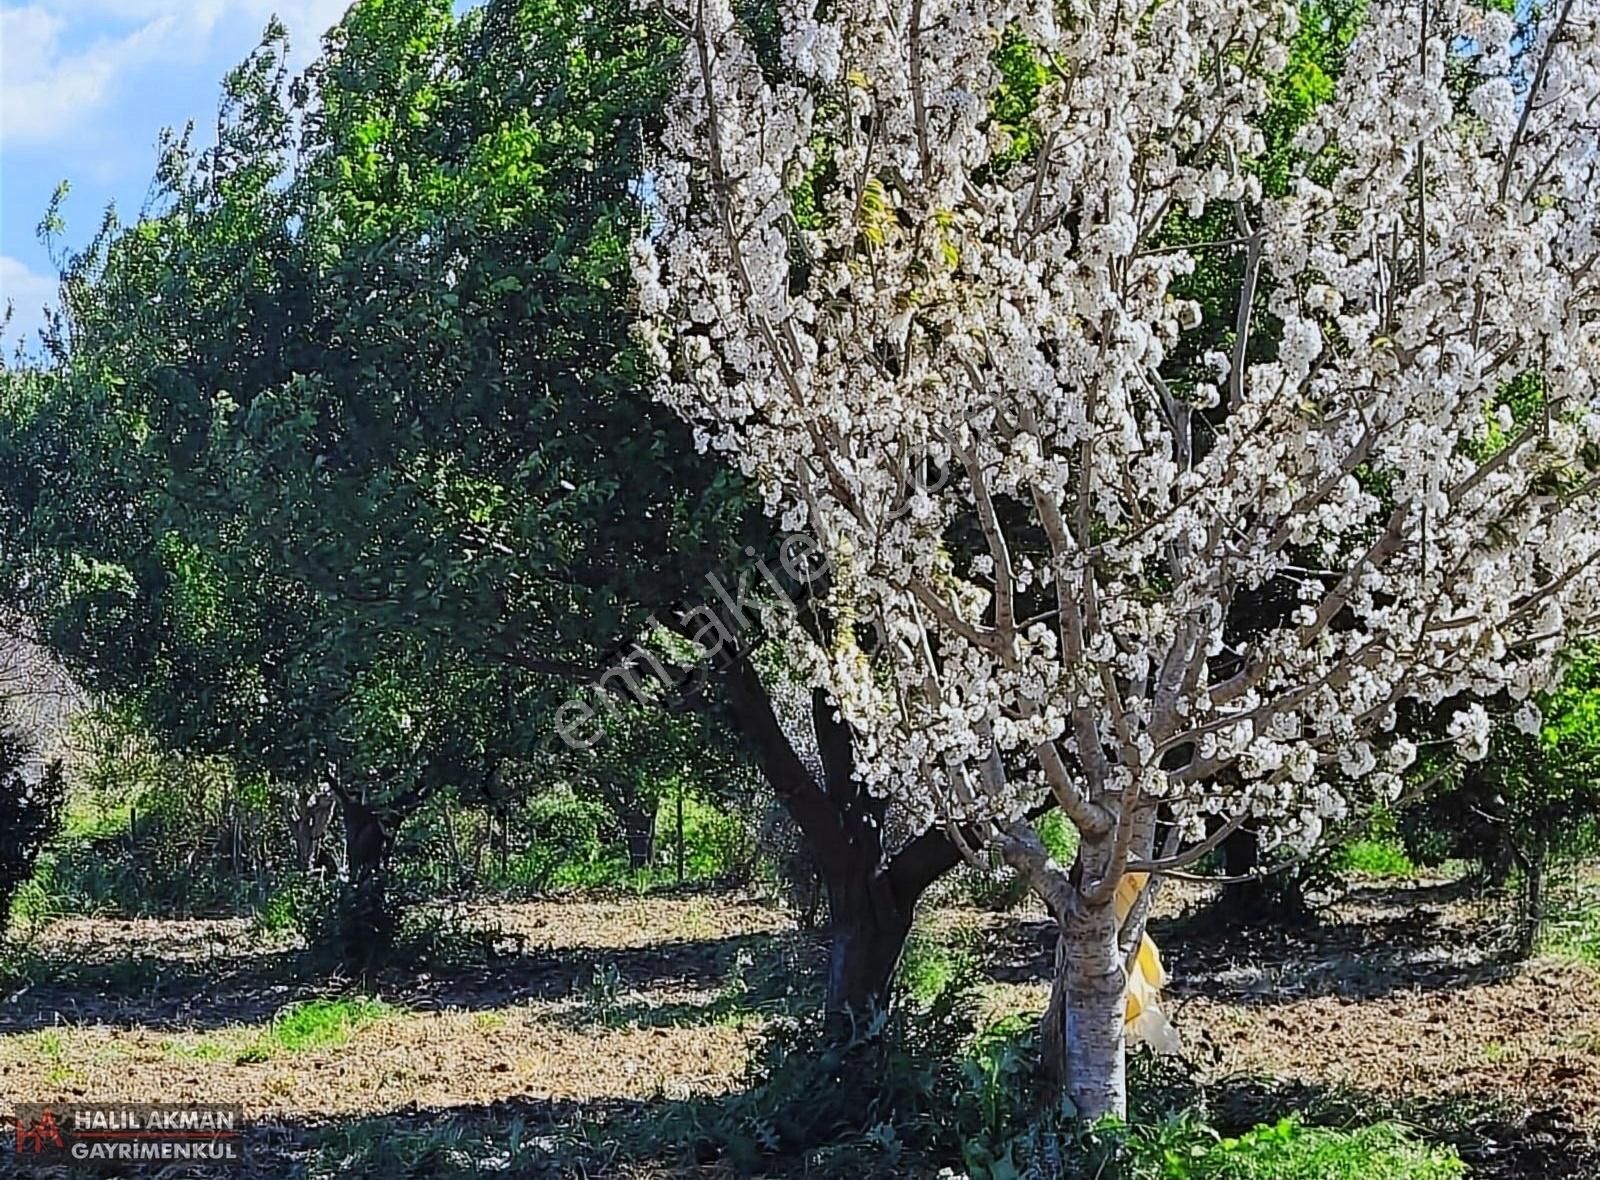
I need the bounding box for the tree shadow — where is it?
[977,880,1527,1004]
[0,929,793,1036]
[17,1068,1582,1180]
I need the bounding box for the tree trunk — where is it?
[290,786,336,874]
[822,867,916,1037]
[1056,891,1128,1120]
[1512,832,1549,957]
[1220,824,1266,915]
[442,797,462,892]
[333,797,394,969]
[676,785,686,883]
[619,800,657,871]
[705,650,961,1034]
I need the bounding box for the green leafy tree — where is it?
[1400,652,1600,948]
[0,0,967,1013]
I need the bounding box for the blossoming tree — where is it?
[635,0,1600,1116]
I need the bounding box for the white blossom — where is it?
[1447,704,1493,762]
[635,0,1600,888]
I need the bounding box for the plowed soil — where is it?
[2,880,1596,1177]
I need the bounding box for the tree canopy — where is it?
[637,0,1600,1115]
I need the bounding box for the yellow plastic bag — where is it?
[1115,872,1182,1054]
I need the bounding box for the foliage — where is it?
[37,710,289,917]
[0,0,777,966]
[1398,653,1600,945]
[679,962,988,1172]
[898,928,979,1003]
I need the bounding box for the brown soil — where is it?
[2,881,1596,1177]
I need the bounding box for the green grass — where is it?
[29,1027,80,1087]
[161,1036,235,1062]
[229,997,396,1063]
[1337,838,1416,878]
[1537,870,1600,965]
[898,932,974,1004]
[270,997,395,1053]
[59,793,132,842]
[1134,1116,1464,1180]
[157,998,397,1065]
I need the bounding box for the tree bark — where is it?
[290,785,336,874]
[711,652,960,1031]
[821,859,916,1035]
[1058,889,1128,1119]
[332,795,395,969]
[1219,823,1266,914]
[619,799,657,871]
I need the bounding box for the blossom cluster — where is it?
[635,0,1600,872]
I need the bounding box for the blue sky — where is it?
[0,0,358,357]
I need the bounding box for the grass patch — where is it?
[1338,838,1416,878]
[233,997,396,1063]
[24,1027,81,1088]
[899,931,975,1005]
[161,1035,237,1062]
[1132,1116,1464,1180]
[270,996,394,1053]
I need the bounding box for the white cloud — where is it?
[3,7,119,145]
[0,254,58,356]
[0,0,355,148]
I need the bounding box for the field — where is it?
[4,871,1599,1178]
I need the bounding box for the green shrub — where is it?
[898,930,977,1005]
[1337,838,1416,879]
[6,877,55,930]
[42,713,287,917]
[664,791,760,882]
[1,730,65,936]
[527,790,610,856]
[253,876,318,938]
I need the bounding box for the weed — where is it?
[29,1027,80,1088]
[7,878,55,930]
[899,928,979,1005]
[252,879,313,938]
[1538,870,1600,965]
[226,997,396,1064]
[1338,839,1417,878]
[1127,1115,1464,1180]
[574,962,625,1026]
[310,1116,544,1179]
[162,1036,234,1062]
